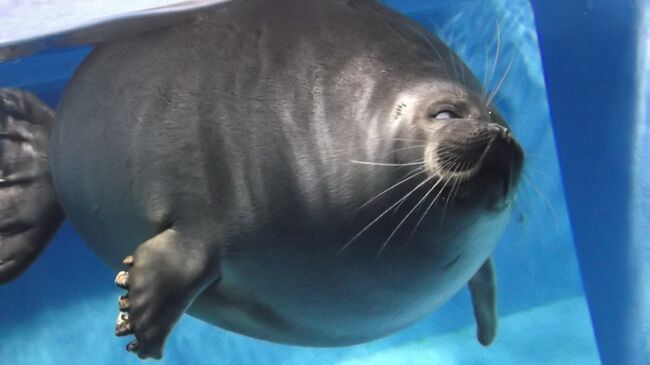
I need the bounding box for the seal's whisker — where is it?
[426,14,467,88]
[518,163,556,189]
[432,146,483,178]
[440,155,472,225]
[442,163,463,210]
[349,160,425,167]
[366,5,447,66]
[407,152,460,237]
[448,41,460,85]
[378,144,427,160]
[438,152,466,171]
[404,156,463,246]
[420,126,496,143]
[440,13,468,89]
[486,22,502,101]
[347,137,425,156]
[440,181,459,226]
[427,153,463,182]
[517,157,545,172]
[438,156,468,226]
[392,163,448,214]
[486,56,514,106]
[390,137,428,143]
[491,81,510,106]
[357,167,427,211]
[433,136,495,153]
[338,175,435,255]
[417,171,454,230]
[460,50,467,89]
[392,155,461,216]
[482,45,491,100]
[397,164,429,181]
[520,173,561,233]
[431,177,455,220]
[377,176,444,257]
[404,19,446,66]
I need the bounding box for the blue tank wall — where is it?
[530,1,650,364]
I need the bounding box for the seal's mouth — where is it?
[430,122,523,208]
[454,172,509,207]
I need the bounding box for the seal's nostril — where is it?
[486,123,512,141]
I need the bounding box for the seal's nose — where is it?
[433,121,523,197]
[479,124,524,196]
[485,123,512,141]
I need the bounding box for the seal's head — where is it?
[390,79,524,211]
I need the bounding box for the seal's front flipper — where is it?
[468,258,497,346]
[114,228,221,359]
[0,88,64,283]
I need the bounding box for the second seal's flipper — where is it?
[0,88,64,283]
[468,258,497,346]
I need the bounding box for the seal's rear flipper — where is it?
[468,258,497,346]
[0,88,64,283]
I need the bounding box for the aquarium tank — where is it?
[0,0,646,364]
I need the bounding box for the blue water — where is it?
[0,1,601,364]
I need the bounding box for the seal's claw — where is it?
[122,255,134,266]
[126,340,139,352]
[115,271,129,288]
[118,295,130,311]
[115,311,133,336]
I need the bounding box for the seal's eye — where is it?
[430,110,460,120]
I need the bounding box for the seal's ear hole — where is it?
[429,110,460,120]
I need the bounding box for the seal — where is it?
[0,0,523,359]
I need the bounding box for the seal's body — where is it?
[0,0,523,359]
